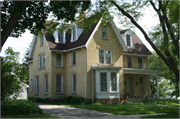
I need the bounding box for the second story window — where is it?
[58,31,63,43]
[56,53,62,67]
[138,57,143,69]
[126,34,131,47]
[127,56,132,68]
[40,34,43,46]
[99,49,104,64]
[106,50,111,64]
[39,54,45,69]
[102,25,108,39]
[72,51,76,66]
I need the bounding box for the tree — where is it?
[1,1,91,47]
[1,47,28,100]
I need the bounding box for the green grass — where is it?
[1,113,58,118]
[141,113,179,118]
[143,99,179,107]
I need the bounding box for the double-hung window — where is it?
[40,34,43,46]
[58,31,63,43]
[106,50,111,64]
[72,74,76,93]
[99,49,104,64]
[56,53,62,67]
[72,51,76,66]
[127,56,132,68]
[138,57,143,69]
[128,76,133,92]
[56,75,63,93]
[100,73,107,91]
[139,77,144,92]
[36,76,39,94]
[126,34,131,47]
[102,25,108,39]
[31,80,33,92]
[39,54,45,69]
[44,75,48,94]
[111,72,117,91]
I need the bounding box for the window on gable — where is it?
[99,49,104,64]
[36,76,39,94]
[44,75,48,94]
[102,25,108,39]
[40,34,43,46]
[72,51,76,66]
[100,72,107,91]
[58,31,63,43]
[139,77,144,92]
[128,76,133,92]
[138,57,143,69]
[126,34,131,47]
[106,50,111,64]
[39,54,45,69]
[111,72,117,91]
[56,75,63,93]
[56,53,62,67]
[127,56,132,68]
[72,74,76,93]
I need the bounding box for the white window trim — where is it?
[40,34,43,46]
[100,72,107,92]
[36,77,39,94]
[106,50,112,65]
[99,49,105,64]
[127,56,133,68]
[44,75,48,94]
[102,24,108,39]
[56,75,63,93]
[72,74,76,93]
[31,80,33,92]
[138,57,143,69]
[71,22,77,42]
[139,76,144,92]
[125,30,133,48]
[53,23,66,44]
[128,76,134,92]
[72,51,76,66]
[56,53,63,67]
[39,54,45,69]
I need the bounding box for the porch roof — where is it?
[123,68,158,75]
[92,65,122,70]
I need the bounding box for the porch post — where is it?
[156,75,159,99]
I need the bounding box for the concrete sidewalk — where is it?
[38,103,166,119]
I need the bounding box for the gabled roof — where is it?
[120,29,152,56]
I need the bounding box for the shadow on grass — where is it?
[141,113,179,118]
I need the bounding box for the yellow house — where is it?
[27,15,158,104]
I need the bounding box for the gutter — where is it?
[80,46,87,103]
[50,45,86,53]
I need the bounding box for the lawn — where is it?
[1,113,58,118]
[143,99,179,107]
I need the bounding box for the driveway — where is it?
[38,103,166,119]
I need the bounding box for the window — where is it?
[39,54,45,69]
[99,49,104,64]
[36,77,39,94]
[102,25,108,39]
[72,74,76,93]
[58,31,63,43]
[31,80,33,92]
[139,77,144,92]
[126,34,131,47]
[128,76,133,92]
[138,57,143,69]
[111,72,117,91]
[56,53,62,67]
[56,75,63,93]
[106,50,111,64]
[44,75,48,94]
[40,34,43,46]
[100,73,107,91]
[72,51,76,66]
[127,56,132,68]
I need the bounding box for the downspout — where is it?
[81,47,87,103]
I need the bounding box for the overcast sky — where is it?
[0,2,159,63]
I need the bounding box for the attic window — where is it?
[40,34,43,46]
[73,27,76,41]
[126,34,131,47]
[58,31,63,43]
[102,25,108,39]
[71,23,77,42]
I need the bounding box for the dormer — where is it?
[70,22,84,42]
[122,30,133,48]
[53,23,66,44]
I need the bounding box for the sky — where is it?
[0,2,159,63]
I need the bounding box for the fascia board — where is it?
[123,53,151,57]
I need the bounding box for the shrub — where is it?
[64,95,73,103]
[1,100,42,116]
[65,95,85,103]
[28,97,52,103]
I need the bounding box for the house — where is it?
[26,14,158,104]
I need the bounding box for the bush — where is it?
[28,97,52,103]
[1,100,42,116]
[65,95,85,103]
